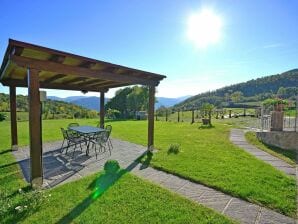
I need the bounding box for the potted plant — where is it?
[263,98,288,111]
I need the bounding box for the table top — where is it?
[69,125,105,134]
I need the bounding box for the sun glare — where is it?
[187,8,223,49]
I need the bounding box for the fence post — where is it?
[261,106,264,131]
[295,96,298,132]
[191,109,194,124]
[165,110,168,122]
[177,110,180,122]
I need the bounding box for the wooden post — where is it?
[177,110,180,122]
[165,110,168,122]
[243,108,246,117]
[229,110,232,118]
[191,109,194,124]
[100,91,105,128]
[9,86,18,150]
[28,68,43,188]
[148,86,155,150]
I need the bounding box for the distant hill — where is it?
[156,96,192,108]
[48,95,191,110]
[175,69,298,109]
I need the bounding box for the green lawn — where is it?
[0,119,234,223]
[108,120,296,217]
[244,131,296,165]
[0,119,296,218]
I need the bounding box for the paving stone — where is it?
[197,190,232,212]
[223,198,260,224]
[258,208,295,224]
[147,170,171,184]
[160,174,188,191]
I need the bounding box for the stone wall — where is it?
[256,131,298,151]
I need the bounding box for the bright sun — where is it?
[187,8,223,49]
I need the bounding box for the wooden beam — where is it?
[48,54,65,63]
[44,74,66,83]
[28,68,43,188]
[63,77,88,85]
[86,80,114,88]
[9,86,18,149]
[2,79,108,92]
[79,79,105,86]
[148,86,155,150]
[79,61,96,68]
[100,92,105,128]
[12,46,24,56]
[11,55,159,86]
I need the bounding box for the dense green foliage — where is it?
[106,86,150,118]
[0,93,98,120]
[175,69,298,109]
[110,120,296,217]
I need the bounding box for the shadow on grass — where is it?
[0,161,20,169]
[263,142,297,163]
[0,149,12,155]
[56,159,140,224]
[198,124,215,129]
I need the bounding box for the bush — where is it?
[0,113,6,121]
[167,143,180,154]
[104,160,120,174]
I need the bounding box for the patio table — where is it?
[68,126,106,155]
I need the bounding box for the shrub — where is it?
[167,143,180,154]
[0,113,6,122]
[104,160,120,174]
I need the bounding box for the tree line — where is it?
[0,93,98,121]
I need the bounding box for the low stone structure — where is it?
[256,131,298,151]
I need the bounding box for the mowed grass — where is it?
[245,131,296,166]
[18,172,234,224]
[109,120,296,217]
[0,119,234,224]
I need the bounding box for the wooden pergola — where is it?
[0,39,166,188]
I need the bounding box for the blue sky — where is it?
[0,0,298,98]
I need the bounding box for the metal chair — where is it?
[90,131,111,159]
[105,125,113,149]
[68,123,80,137]
[60,128,85,157]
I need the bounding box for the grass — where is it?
[14,172,234,224]
[0,119,296,218]
[244,131,296,165]
[109,120,296,217]
[0,119,234,223]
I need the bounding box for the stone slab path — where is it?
[131,163,295,224]
[230,129,295,176]
[13,138,295,223]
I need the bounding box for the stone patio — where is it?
[13,138,147,188]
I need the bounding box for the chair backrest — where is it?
[105,125,112,138]
[68,123,79,128]
[61,128,68,139]
[94,131,108,143]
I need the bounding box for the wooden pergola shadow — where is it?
[0,39,166,188]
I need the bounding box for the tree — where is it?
[106,86,150,118]
[201,103,215,125]
[231,91,243,103]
